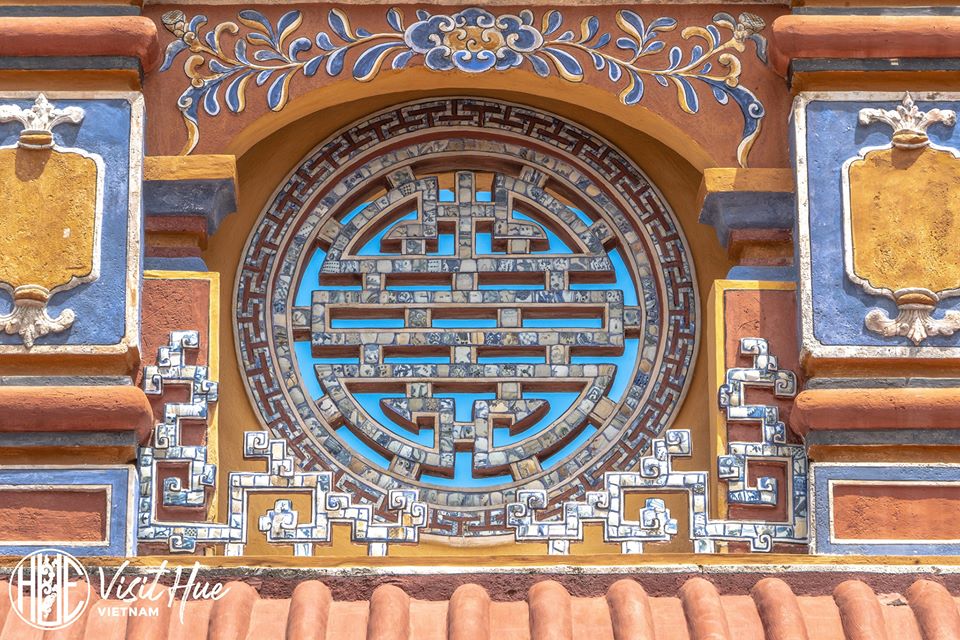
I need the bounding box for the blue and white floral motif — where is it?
[403,8,543,73]
[160,7,768,166]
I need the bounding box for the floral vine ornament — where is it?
[159,7,769,165]
[842,93,960,345]
[0,95,103,348]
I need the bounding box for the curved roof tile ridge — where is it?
[0,576,957,639]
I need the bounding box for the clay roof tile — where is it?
[1,575,958,639]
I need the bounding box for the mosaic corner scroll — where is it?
[138,331,428,556]
[157,6,769,166]
[506,337,808,553]
[137,334,807,555]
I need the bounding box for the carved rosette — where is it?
[0,95,103,348]
[842,93,960,345]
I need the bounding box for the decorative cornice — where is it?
[0,16,160,72]
[770,15,960,77]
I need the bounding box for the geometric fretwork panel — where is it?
[236,98,698,537]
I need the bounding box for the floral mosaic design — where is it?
[159,7,769,165]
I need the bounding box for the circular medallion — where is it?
[236,98,698,536]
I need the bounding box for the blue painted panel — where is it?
[803,99,960,348]
[814,464,960,555]
[0,98,133,347]
[0,467,132,556]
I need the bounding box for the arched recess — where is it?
[221,68,721,173]
[206,88,732,557]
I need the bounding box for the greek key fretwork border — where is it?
[235,97,699,536]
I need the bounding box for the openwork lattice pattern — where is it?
[235,98,698,536]
[508,338,807,553]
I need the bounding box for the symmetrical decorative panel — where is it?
[795,91,960,360]
[235,98,699,538]
[158,8,769,164]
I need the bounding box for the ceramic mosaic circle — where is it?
[236,98,698,536]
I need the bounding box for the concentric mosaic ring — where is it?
[235,98,698,536]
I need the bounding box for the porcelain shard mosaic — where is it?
[235,98,698,536]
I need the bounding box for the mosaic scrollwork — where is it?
[140,430,427,556]
[159,7,768,164]
[138,331,427,555]
[507,338,808,553]
[139,330,218,509]
[235,98,698,537]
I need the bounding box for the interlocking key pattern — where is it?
[236,98,698,536]
[139,331,218,510]
[508,338,808,553]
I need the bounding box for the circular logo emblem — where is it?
[9,549,90,630]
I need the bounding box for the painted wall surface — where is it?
[797,95,960,352]
[0,98,134,347]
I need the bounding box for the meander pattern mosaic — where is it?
[139,330,806,553]
[235,97,700,537]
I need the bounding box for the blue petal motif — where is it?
[529,54,550,77]
[543,10,562,36]
[616,38,639,57]
[277,11,302,43]
[354,42,408,80]
[288,37,312,60]
[618,11,645,41]
[391,50,415,69]
[590,51,605,71]
[542,47,583,79]
[608,61,622,82]
[386,7,403,32]
[238,10,275,38]
[707,24,722,48]
[255,69,273,86]
[315,32,336,51]
[711,84,729,105]
[234,39,251,65]
[254,49,286,63]
[266,71,290,109]
[667,46,683,70]
[225,71,251,112]
[188,15,207,32]
[303,55,325,77]
[326,47,348,75]
[327,10,354,42]
[208,59,235,74]
[645,41,665,54]
[583,16,600,41]
[689,45,704,64]
[622,69,644,105]
[750,34,769,64]
[649,17,677,31]
[202,83,221,116]
[160,40,188,72]
[674,76,700,113]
